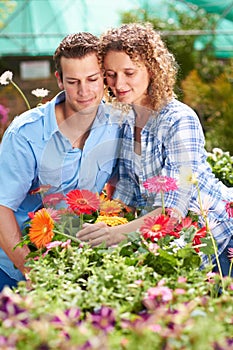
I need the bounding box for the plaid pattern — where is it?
[114,99,233,267]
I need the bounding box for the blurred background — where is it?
[0,0,233,153]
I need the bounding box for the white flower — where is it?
[212,147,223,156]
[178,166,198,188]
[189,195,213,217]
[0,70,13,85]
[31,88,50,98]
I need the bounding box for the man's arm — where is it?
[0,205,30,275]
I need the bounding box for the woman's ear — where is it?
[55,71,64,90]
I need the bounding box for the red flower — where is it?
[143,175,178,193]
[29,185,51,195]
[192,226,207,252]
[65,189,100,215]
[225,201,233,219]
[140,214,179,242]
[175,217,198,231]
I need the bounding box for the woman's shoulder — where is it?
[158,98,200,124]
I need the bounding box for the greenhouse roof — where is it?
[0,0,233,58]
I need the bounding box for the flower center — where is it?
[152,224,162,232]
[157,178,166,183]
[42,226,48,234]
[76,199,88,205]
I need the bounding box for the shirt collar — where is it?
[43,91,65,141]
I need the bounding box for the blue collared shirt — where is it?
[113,99,233,267]
[0,91,123,280]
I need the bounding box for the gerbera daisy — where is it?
[43,192,65,207]
[228,248,233,261]
[29,185,51,195]
[143,175,178,193]
[192,226,207,252]
[99,199,123,216]
[225,201,233,219]
[140,214,178,242]
[65,189,100,215]
[95,215,128,226]
[29,208,54,248]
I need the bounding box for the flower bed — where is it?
[1,178,233,349]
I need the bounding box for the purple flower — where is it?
[0,104,9,125]
[52,307,81,327]
[78,341,92,350]
[90,306,115,333]
[0,292,29,327]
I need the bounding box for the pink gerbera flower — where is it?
[225,201,233,219]
[143,175,178,193]
[228,248,233,261]
[43,192,65,207]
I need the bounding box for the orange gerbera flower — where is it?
[99,198,123,217]
[65,189,100,215]
[29,208,55,248]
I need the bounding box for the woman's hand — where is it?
[76,222,112,247]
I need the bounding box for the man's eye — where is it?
[106,73,115,78]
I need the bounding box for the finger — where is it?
[88,233,110,247]
[78,227,109,242]
[77,222,107,239]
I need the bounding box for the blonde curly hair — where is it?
[99,22,178,112]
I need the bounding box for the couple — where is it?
[0,23,232,291]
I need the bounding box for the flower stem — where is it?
[11,80,31,110]
[229,260,233,278]
[161,191,165,215]
[53,229,80,244]
[79,213,84,230]
[195,182,225,292]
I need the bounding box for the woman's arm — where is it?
[77,207,162,247]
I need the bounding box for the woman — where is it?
[77,23,233,276]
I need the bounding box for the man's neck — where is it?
[55,102,98,149]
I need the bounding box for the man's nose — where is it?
[78,82,89,96]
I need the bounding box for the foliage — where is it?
[207,148,233,187]
[120,0,225,85]
[182,69,233,153]
[0,238,233,349]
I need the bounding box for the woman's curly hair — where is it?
[99,22,178,112]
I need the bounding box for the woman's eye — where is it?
[125,72,134,76]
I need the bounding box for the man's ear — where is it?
[55,71,64,90]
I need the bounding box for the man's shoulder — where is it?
[7,94,58,135]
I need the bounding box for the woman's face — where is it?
[104,51,150,106]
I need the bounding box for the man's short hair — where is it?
[53,32,100,80]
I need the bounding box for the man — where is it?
[0,32,123,291]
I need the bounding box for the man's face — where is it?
[56,53,104,115]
